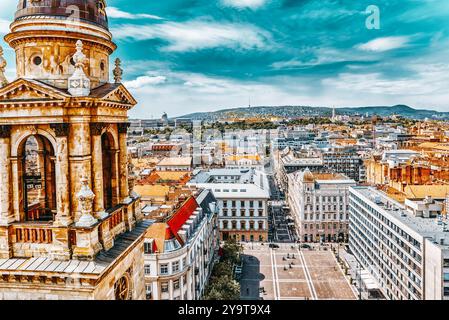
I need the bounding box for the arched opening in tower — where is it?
[20,135,56,222]
[101,132,118,210]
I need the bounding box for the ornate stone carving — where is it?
[124,156,138,204]
[68,40,91,97]
[117,122,130,134]
[90,122,106,136]
[0,125,11,139]
[50,123,70,137]
[0,46,8,87]
[75,176,98,227]
[113,58,123,84]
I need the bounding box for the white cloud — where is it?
[124,75,167,89]
[222,0,268,9]
[322,62,449,98]
[0,19,10,35]
[106,7,163,20]
[356,36,410,52]
[112,20,271,52]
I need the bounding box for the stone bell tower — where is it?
[0,0,147,300]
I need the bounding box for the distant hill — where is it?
[179,105,449,121]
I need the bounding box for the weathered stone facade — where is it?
[0,0,146,300]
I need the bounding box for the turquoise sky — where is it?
[1,0,449,118]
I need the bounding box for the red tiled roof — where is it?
[167,196,198,234]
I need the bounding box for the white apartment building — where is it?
[288,169,356,243]
[349,186,449,300]
[143,190,219,300]
[187,169,270,242]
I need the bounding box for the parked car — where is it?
[269,243,280,249]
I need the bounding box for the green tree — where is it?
[221,239,243,265]
[203,275,240,300]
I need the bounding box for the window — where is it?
[182,257,187,269]
[444,287,449,296]
[33,56,42,66]
[444,259,449,268]
[172,261,180,273]
[232,221,237,229]
[160,264,169,275]
[144,242,152,254]
[444,273,449,282]
[258,221,264,230]
[145,285,152,300]
[241,201,245,207]
[144,265,151,275]
[241,221,246,229]
[161,282,169,293]
[173,279,180,290]
[249,221,255,230]
[249,201,254,208]
[258,201,263,208]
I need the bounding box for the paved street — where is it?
[240,243,357,300]
[267,172,295,243]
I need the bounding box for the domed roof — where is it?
[15,0,108,29]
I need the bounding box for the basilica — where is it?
[0,0,148,300]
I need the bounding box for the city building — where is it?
[0,0,146,300]
[156,157,193,172]
[349,186,449,300]
[322,148,366,182]
[274,148,325,195]
[288,170,356,243]
[225,154,264,171]
[143,190,219,300]
[187,169,270,242]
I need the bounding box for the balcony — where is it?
[13,224,53,244]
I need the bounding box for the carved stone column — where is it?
[118,123,130,203]
[0,125,13,225]
[90,123,108,219]
[68,122,92,222]
[0,125,13,259]
[51,123,72,227]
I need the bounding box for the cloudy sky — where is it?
[1,0,449,118]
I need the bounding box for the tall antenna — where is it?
[249,96,251,108]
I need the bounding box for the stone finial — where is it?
[113,58,123,84]
[75,176,98,227]
[68,40,91,97]
[0,46,8,88]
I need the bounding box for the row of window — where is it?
[222,200,264,208]
[144,258,188,276]
[222,220,264,230]
[304,213,349,221]
[303,222,347,230]
[222,209,264,217]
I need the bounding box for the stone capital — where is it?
[90,122,106,136]
[117,122,130,134]
[0,125,11,139]
[50,123,70,137]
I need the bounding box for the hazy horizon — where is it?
[1,0,449,118]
